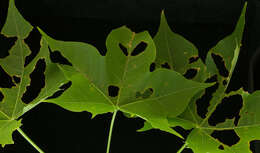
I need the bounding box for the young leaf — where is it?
[0,0,66,146]
[39,26,211,138]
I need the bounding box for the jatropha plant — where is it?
[0,0,259,153]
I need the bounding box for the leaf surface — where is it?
[154,11,208,82]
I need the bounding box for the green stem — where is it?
[106,110,118,153]
[177,142,188,153]
[17,127,44,153]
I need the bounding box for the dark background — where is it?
[0,0,260,152]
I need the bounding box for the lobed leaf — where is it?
[0,0,66,146]
[39,25,211,138]
[146,2,260,153]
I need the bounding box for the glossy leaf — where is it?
[0,0,66,147]
[39,26,210,138]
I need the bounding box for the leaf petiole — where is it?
[106,110,118,153]
[17,128,45,153]
[177,142,188,153]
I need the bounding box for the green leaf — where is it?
[0,0,66,146]
[184,89,250,153]
[142,2,255,153]
[172,3,254,153]
[0,119,21,147]
[182,3,248,152]
[39,26,210,138]
[154,10,208,82]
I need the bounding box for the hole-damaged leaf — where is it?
[46,81,72,99]
[22,59,46,104]
[183,68,198,79]
[0,91,4,102]
[0,0,67,147]
[12,76,20,84]
[211,130,240,146]
[149,62,156,72]
[108,85,119,97]
[155,3,251,153]
[40,25,211,139]
[131,41,147,56]
[218,145,224,150]
[119,43,128,56]
[205,75,218,83]
[223,80,227,86]
[196,75,219,118]
[49,47,72,66]
[208,95,243,126]
[24,28,42,67]
[189,56,199,64]
[211,53,229,77]
[250,140,260,153]
[161,62,171,69]
[0,34,17,59]
[0,65,15,88]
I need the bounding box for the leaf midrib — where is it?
[11,8,26,119]
[115,32,136,107]
[162,20,174,68]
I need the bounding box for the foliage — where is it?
[39,26,210,138]
[0,0,65,148]
[140,2,260,153]
[0,1,259,153]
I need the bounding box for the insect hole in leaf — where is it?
[218,145,224,150]
[46,81,72,99]
[119,43,128,56]
[188,56,199,64]
[196,75,219,118]
[149,62,156,72]
[250,140,260,153]
[48,47,73,66]
[24,28,42,67]
[0,91,4,102]
[131,41,147,56]
[12,76,21,84]
[108,85,120,97]
[161,62,171,69]
[208,94,243,126]
[0,34,17,59]
[183,68,198,79]
[211,130,240,146]
[211,53,229,77]
[0,65,15,88]
[21,59,46,104]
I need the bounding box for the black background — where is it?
[0,0,260,153]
